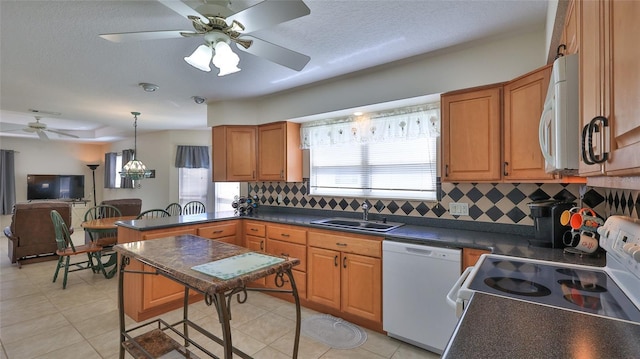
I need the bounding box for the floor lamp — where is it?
[87,164,99,207]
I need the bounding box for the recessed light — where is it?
[191,96,206,104]
[139,83,159,92]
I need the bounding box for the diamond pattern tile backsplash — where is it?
[248,180,638,226]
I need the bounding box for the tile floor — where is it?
[0,234,440,359]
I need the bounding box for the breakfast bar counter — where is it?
[114,234,301,359]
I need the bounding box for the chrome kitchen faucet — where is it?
[362,202,369,221]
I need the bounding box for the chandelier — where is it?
[120,112,151,180]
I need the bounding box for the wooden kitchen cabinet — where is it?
[579,0,640,178]
[264,224,307,298]
[307,230,382,324]
[257,121,303,182]
[441,84,502,181]
[443,64,557,182]
[212,125,256,182]
[563,0,579,55]
[244,221,266,286]
[503,64,554,181]
[462,248,490,271]
[196,221,239,245]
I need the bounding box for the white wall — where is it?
[102,129,211,211]
[207,27,547,126]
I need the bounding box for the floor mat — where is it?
[301,314,367,349]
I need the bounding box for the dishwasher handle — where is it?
[446,266,473,317]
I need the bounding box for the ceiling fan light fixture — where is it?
[212,41,240,76]
[184,44,213,72]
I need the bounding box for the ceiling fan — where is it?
[99,0,311,75]
[21,117,79,140]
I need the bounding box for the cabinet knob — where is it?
[343,256,347,268]
[334,255,338,267]
[503,162,509,176]
[260,240,264,251]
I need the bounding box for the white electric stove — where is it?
[448,215,640,324]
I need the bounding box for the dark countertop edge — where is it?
[443,292,640,359]
[115,206,606,266]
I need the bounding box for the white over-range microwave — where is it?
[538,53,579,174]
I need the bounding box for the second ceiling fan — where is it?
[100,0,311,76]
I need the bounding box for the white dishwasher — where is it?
[383,240,461,354]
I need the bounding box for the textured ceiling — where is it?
[0,0,548,142]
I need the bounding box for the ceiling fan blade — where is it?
[236,36,310,71]
[227,0,310,34]
[100,30,192,42]
[36,130,49,141]
[46,129,79,139]
[158,0,210,25]
[23,128,36,133]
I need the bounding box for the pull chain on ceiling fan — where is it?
[99,0,311,76]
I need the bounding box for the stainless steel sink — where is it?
[310,217,404,232]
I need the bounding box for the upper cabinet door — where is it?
[579,0,640,177]
[257,122,302,182]
[212,125,257,182]
[441,85,502,182]
[503,64,555,181]
[604,0,640,175]
[578,0,607,176]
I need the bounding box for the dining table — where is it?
[81,216,137,278]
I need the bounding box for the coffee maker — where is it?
[528,200,576,248]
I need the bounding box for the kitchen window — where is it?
[303,103,440,200]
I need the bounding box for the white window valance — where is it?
[300,103,440,149]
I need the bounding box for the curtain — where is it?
[0,150,16,215]
[175,145,210,168]
[121,149,134,189]
[300,103,440,149]
[104,152,117,188]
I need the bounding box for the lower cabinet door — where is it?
[142,264,190,310]
[307,247,341,310]
[341,253,382,323]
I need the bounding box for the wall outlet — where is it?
[277,194,283,204]
[449,202,469,216]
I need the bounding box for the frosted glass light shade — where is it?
[212,42,240,76]
[184,44,213,72]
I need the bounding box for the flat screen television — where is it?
[27,174,85,200]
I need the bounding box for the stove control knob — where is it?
[623,243,640,255]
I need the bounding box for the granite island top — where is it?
[115,207,605,267]
[443,293,640,359]
[114,234,300,294]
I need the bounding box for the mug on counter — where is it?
[569,208,598,230]
[563,230,598,253]
[560,206,581,226]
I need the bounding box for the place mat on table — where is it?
[191,252,285,280]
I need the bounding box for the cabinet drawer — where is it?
[308,231,381,258]
[267,238,307,272]
[267,224,306,245]
[197,222,237,239]
[142,228,197,240]
[244,221,266,237]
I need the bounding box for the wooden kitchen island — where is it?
[114,234,301,359]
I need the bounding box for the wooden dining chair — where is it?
[136,209,171,219]
[165,202,182,216]
[183,201,206,215]
[51,210,104,289]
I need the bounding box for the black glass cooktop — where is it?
[469,257,640,322]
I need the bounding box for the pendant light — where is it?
[120,112,151,180]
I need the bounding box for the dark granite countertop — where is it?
[116,207,605,267]
[114,234,299,294]
[443,293,640,359]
